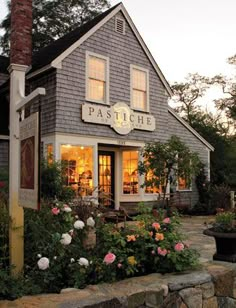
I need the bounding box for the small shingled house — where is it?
[0,2,214,210]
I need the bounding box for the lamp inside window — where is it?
[61,145,93,196]
[122,151,139,194]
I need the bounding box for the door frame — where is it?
[98,150,115,208]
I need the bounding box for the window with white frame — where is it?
[122,151,139,195]
[177,158,192,191]
[61,145,94,196]
[131,65,149,111]
[86,52,109,104]
[178,175,191,191]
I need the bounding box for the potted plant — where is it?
[203,211,236,262]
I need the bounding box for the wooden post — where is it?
[8,64,28,274]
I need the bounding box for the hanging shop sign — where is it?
[82,102,156,135]
[19,112,39,209]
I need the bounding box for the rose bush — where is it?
[0,201,199,298]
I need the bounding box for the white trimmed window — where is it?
[177,175,192,191]
[130,65,149,112]
[122,151,139,195]
[86,51,109,104]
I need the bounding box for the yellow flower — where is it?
[137,221,145,229]
[127,235,136,242]
[155,233,164,241]
[127,256,137,266]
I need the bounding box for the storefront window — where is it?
[61,145,93,196]
[46,144,53,163]
[145,170,162,194]
[122,151,139,194]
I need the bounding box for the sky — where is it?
[0,0,235,84]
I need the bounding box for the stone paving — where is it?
[180,215,216,263]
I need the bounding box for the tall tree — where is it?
[210,55,236,125]
[0,0,110,55]
[171,75,234,186]
[171,73,210,126]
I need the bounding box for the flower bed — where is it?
[0,201,199,300]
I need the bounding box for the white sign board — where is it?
[19,112,39,209]
[82,102,156,135]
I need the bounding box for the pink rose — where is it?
[152,222,161,230]
[117,263,122,268]
[163,217,171,224]
[157,247,167,256]
[151,250,155,255]
[51,207,60,215]
[174,242,184,252]
[103,252,116,265]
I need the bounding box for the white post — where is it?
[8,63,27,273]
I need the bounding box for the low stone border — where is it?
[1,261,236,307]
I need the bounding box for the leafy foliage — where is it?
[171,70,236,188]
[0,0,110,55]
[212,211,236,233]
[41,159,75,202]
[138,136,201,200]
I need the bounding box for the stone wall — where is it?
[3,262,236,307]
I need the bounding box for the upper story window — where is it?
[86,51,109,104]
[130,65,149,112]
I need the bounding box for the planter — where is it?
[203,228,236,262]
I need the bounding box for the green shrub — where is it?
[0,268,25,300]
[41,160,75,202]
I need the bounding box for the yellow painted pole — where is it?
[8,64,27,274]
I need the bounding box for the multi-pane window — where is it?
[145,170,163,194]
[131,66,148,111]
[122,151,139,194]
[46,144,53,164]
[87,53,108,103]
[61,145,93,196]
[178,176,191,191]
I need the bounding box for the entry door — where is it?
[98,151,115,208]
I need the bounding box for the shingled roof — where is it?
[30,3,120,73]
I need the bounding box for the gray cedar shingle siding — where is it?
[29,70,57,136]
[55,12,169,142]
[168,112,209,206]
[26,9,210,207]
[0,140,9,169]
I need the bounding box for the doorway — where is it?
[98,151,115,208]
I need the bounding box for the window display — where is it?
[61,145,93,196]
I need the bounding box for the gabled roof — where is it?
[168,107,214,151]
[30,3,121,73]
[26,2,173,96]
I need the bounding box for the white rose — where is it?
[78,257,89,267]
[62,205,72,213]
[70,258,75,263]
[37,254,42,258]
[74,220,85,229]
[37,257,49,270]
[87,217,95,228]
[60,233,72,245]
[53,256,57,260]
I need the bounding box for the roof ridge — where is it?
[30,3,121,72]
